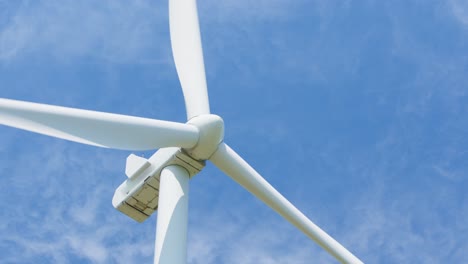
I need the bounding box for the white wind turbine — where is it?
[0,1,364,263]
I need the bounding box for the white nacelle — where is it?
[112,148,204,222]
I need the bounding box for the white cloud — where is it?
[0,0,309,64]
[1,1,467,263]
[2,236,69,263]
[0,0,168,63]
[0,138,156,263]
[186,202,338,264]
[449,0,468,26]
[200,0,306,22]
[67,235,109,263]
[339,163,468,263]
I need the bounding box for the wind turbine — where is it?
[0,1,363,263]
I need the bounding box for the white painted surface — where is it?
[154,165,190,264]
[0,98,199,150]
[170,0,210,119]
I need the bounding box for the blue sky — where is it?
[1,0,468,263]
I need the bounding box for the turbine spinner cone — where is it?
[185,114,224,161]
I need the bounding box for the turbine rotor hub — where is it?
[185,114,224,160]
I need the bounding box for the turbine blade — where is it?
[210,143,363,264]
[0,98,199,150]
[169,0,210,120]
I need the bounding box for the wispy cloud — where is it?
[1,0,468,263]
[0,0,309,64]
[449,0,468,27]
[200,0,308,22]
[0,138,155,263]
[0,0,168,63]
[345,178,468,263]
[187,207,331,264]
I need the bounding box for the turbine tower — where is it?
[0,1,364,263]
